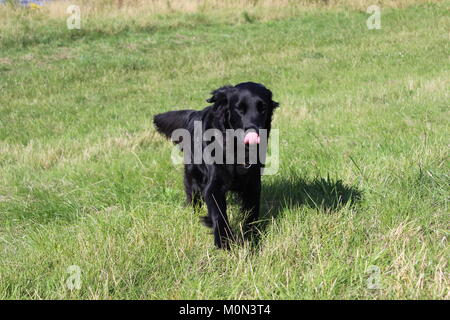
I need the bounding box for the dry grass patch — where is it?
[1,0,443,23]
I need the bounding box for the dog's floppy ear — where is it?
[207,85,235,129]
[264,87,279,109]
[206,85,235,105]
[272,100,279,109]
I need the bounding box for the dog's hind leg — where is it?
[184,165,203,208]
[184,165,195,205]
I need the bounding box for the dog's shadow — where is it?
[247,175,362,246]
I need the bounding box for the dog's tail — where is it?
[153,110,195,142]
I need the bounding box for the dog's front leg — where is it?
[241,174,261,235]
[204,183,232,249]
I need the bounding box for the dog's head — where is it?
[207,82,279,144]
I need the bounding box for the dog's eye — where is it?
[257,102,267,113]
[237,103,246,112]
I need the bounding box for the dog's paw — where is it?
[200,216,213,228]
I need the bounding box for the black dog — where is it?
[153,82,279,249]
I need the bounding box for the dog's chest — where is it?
[225,165,258,191]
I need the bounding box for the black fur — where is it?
[153,82,279,249]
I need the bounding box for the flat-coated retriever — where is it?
[153,82,279,249]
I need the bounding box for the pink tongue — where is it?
[244,132,260,145]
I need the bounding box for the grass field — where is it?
[0,0,449,299]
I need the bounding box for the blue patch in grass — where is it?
[0,0,52,6]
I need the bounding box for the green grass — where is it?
[0,2,449,299]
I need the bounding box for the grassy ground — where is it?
[0,1,449,299]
